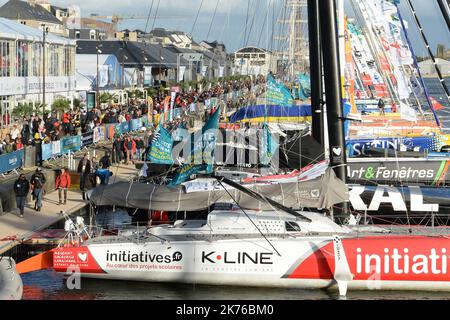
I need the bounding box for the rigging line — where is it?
[257,0,272,48]
[437,0,450,31]
[216,179,282,257]
[144,0,155,33]
[206,0,221,41]
[190,0,205,37]
[151,0,161,33]
[245,0,260,47]
[404,0,450,104]
[396,2,443,126]
[243,0,251,48]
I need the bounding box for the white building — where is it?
[0,18,76,127]
[418,58,450,76]
[232,47,276,76]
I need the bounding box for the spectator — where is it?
[33,131,43,166]
[13,174,30,218]
[124,136,136,165]
[112,137,122,164]
[136,137,145,161]
[56,168,71,205]
[77,153,92,201]
[99,152,112,170]
[378,98,385,116]
[30,168,46,212]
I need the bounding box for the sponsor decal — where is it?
[287,238,450,282]
[349,185,440,212]
[201,251,273,265]
[106,250,182,264]
[348,165,436,181]
[53,249,104,274]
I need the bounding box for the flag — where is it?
[266,74,294,106]
[148,125,174,164]
[260,124,279,166]
[169,107,221,186]
[431,97,444,111]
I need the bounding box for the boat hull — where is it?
[53,235,450,292]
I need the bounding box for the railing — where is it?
[0,116,152,176]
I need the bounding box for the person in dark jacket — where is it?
[77,153,92,201]
[30,168,46,212]
[14,174,30,218]
[99,152,112,169]
[112,137,122,164]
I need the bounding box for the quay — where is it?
[0,157,138,255]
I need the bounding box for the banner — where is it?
[169,92,176,122]
[82,132,94,147]
[130,118,142,131]
[201,66,208,77]
[266,74,294,107]
[99,65,109,87]
[347,135,448,156]
[0,150,24,174]
[219,66,225,78]
[144,67,152,86]
[42,141,62,160]
[169,107,220,186]
[178,66,186,82]
[93,126,106,144]
[119,121,130,135]
[148,125,174,164]
[42,143,53,161]
[61,136,82,154]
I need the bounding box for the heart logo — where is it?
[78,253,88,262]
[332,147,342,157]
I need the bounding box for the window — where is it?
[285,221,301,232]
[90,30,96,40]
[16,41,29,77]
[32,42,42,76]
[75,31,81,39]
[0,41,11,77]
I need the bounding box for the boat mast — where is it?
[308,0,324,145]
[437,0,450,31]
[318,0,349,219]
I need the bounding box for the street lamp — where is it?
[96,44,103,109]
[41,24,48,115]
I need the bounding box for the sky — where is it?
[0,0,448,55]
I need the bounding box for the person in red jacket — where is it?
[123,136,136,165]
[56,167,71,205]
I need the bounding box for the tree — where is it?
[52,99,71,118]
[12,102,44,120]
[99,92,113,104]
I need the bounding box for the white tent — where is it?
[75,54,121,91]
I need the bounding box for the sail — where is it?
[90,168,349,211]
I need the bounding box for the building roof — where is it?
[0,17,74,45]
[150,28,169,38]
[236,46,269,54]
[76,40,188,69]
[418,58,450,65]
[0,0,62,25]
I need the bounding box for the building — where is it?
[76,40,188,88]
[0,0,68,36]
[69,18,116,40]
[437,44,446,59]
[0,17,76,127]
[419,58,450,76]
[232,47,276,76]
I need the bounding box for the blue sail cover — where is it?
[230,104,312,123]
